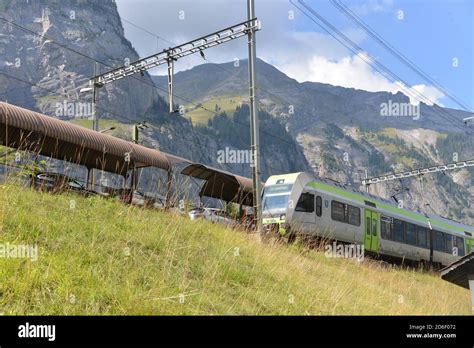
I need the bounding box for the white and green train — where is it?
[261,172,474,266]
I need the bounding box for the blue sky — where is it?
[116,0,473,111]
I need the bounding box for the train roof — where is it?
[265,172,474,236]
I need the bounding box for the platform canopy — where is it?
[441,252,474,289]
[0,102,187,176]
[181,163,254,206]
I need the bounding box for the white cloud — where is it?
[411,84,445,106]
[115,0,443,105]
[349,0,394,16]
[276,52,444,105]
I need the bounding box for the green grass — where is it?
[185,96,242,125]
[68,119,132,140]
[0,183,470,315]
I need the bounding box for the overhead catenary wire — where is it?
[95,8,328,169]
[0,70,288,176]
[0,16,308,154]
[330,0,473,113]
[290,0,471,135]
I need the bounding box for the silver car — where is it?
[188,207,235,226]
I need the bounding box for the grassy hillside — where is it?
[0,183,470,315]
[185,96,242,125]
[68,119,132,140]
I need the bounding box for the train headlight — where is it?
[280,214,286,221]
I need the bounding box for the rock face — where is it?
[1,1,472,224]
[0,0,308,180]
[153,60,474,225]
[0,0,164,120]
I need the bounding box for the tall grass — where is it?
[0,183,470,315]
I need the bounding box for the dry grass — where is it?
[0,183,470,315]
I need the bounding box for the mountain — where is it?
[152,59,470,133]
[152,59,474,225]
[0,0,308,179]
[0,0,164,119]
[1,0,471,224]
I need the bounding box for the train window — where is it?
[331,201,345,223]
[296,192,314,212]
[347,205,360,226]
[406,223,416,245]
[446,235,453,255]
[456,237,465,256]
[316,196,322,217]
[372,218,377,236]
[366,217,371,235]
[393,219,405,242]
[434,231,445,252]
[381,216,393,240]
[330,201,360,226]
[416,226,428,248]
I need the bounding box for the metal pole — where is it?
[365,169,369,193]
[90,62,100,191]
[132,124,139,144]
[165,169,172,210]
[92,62,99,132]
[247,0,262,231]
[167,58,174,113]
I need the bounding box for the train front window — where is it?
[262,194,290,212]
[262,184,292,214]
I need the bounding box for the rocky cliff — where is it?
[0,0,309,180]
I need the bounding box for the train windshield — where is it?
[262,194,289,211]
[262,184,293,215]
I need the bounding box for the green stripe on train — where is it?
[306,181,468,233]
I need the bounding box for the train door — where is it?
[364,209,379,252]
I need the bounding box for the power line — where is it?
[0,70,224,167]
[0,70,288,176]
[0,16,309,154]
[290,0,470,134]
[362,159,474,186]
[107,10,322,164]
[330,0,473,113]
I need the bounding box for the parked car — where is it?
[188,207,235,226]
[119,190,165,209]
[33,172,95,196]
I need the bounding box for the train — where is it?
[261,172,474,266]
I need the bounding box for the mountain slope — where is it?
[0,0,165,119]
[152,60,474,225]
[152,59,471,133]
[0,1,308,179]
[1,183,470,315]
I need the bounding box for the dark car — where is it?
[33,172,95,196]
[119,190,161,208]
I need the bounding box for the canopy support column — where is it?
[165,168,172,210]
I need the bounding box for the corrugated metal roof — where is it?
[440,252,474,289]
[0,102,188,175]
[181,163,254,206]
